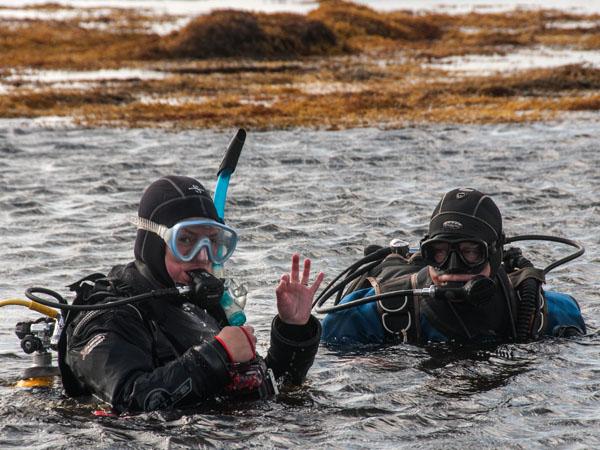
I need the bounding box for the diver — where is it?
[319,188,586,346]
[57,175,324,413]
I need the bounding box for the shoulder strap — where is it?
[374,264,427,344]
[67,272,107,299]
[58,268,159,396]
[58,272,108,397]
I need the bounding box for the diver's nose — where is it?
[194,247,210,263]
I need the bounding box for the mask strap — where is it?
[130,217,169,240]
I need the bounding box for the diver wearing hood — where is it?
[58,176,324,413]
[321,188,586,346]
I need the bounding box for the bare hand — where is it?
[215,326,256,363]
[275,253,324,325]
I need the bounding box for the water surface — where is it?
[0,120,599,448]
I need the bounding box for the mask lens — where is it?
[171,221,237,263]
[457,241,486,265]
[421,240,449,267]
[431,242,450,265]
[421,238,488,269]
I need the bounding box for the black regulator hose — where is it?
[316,287,417,314]
[315,277,495,314]
[516,277,540,341]
[312,246,392,309]
[24,286,180,311]
[505,234,584,275]
[23,269,223,312]
[504,246,540,341]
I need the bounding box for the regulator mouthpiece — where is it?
[422,276,496,305]
[185,269,224,309]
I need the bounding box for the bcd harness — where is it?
[57,265,278,402]
[345,252,548,344]
[57,264,196,397]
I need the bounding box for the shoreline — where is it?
[2,1,600,130]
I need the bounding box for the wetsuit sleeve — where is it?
[544,290,586,337]
[265,315,321,385]
[321,288,386,346]
[65,305,230,413]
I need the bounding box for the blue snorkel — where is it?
[213,129,247,325]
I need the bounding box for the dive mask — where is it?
[420,237,490,274]
[132,217,238,263]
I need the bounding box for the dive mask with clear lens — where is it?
[420,237,490,274]
[132,217,238,264]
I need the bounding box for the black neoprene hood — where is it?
[134,175,220,286]
[428,188,502,244]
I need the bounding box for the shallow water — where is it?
[0,120,599,448]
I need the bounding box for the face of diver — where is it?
[425,188,503,283]
[165,246,213,285]
[421,234,494,285]
[428,262,491,286]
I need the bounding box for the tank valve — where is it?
[14,318,60,388]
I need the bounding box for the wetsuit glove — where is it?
[266,315,321,385]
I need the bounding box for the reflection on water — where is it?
[0,120,599,448]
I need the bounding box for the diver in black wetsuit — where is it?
[321,188,586,346]
[58,175,324,413]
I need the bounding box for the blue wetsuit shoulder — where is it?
[419,314,447,343]
[321,288,586,345]
[544,290,586,336]
[321,288,447,345]
[321,288,385,345]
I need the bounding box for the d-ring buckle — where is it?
[381,312,412,343]
[536,292,545,334]
[378,295,408,313]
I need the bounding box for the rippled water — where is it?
[1,120,599,448]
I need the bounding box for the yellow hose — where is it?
[16,377,54,388]
[0,299,59,319]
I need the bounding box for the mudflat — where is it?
[1,1,600,129]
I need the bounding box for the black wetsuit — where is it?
[58,261,321,413]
